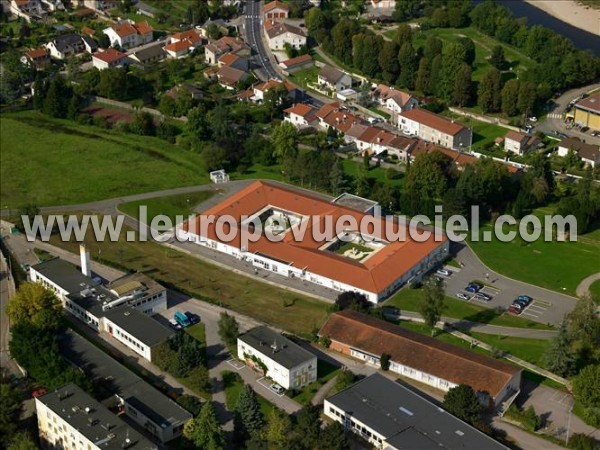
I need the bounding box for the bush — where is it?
[176,394,203,416]
[568,433,599,450]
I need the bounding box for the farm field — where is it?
[469,207,600,295]
[0,111,208,208]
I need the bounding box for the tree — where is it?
[393,23,412,47]
[572,364,600,427]
[235,384,264,440]
[452,63,473,107]
[517,81,537,118]
[442,384,482,426]
[202,143,229,172]
[335,369,356,392]
[320,422,350,450]
[424,35,443,61]
[329,158,346,196]
[566,294,599,345]
[271,121,298,162]
[568,433,599,450]
[0,383,23,445]
[6,283,62,332]
[6,432,38,450]
[403,151,449,217]
[478,68,502,113]
[379,41,400,83]
[293,405,321,448]
[218,312,239,347]
[438,43,466,101]
[419,276,445,335]
[398,42,418,90]
[187,106,211,140]
[543,321,575,377]
[458,37,476,66]
[264,409,291,448]
[335,291,370,313]
[184,401,225,450]
[490,45,506,69]
[415,57,432,94]
[501,79,520,116]
[130,111,155,136]
[393,0,421,21]
[380,353,391,371]
[176,395,203,416]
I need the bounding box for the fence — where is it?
[89,96,188,122]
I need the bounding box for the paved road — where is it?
[537,83,600,145]
[576,272,600,297]
[242,0,281,80]
[432,244,580,327]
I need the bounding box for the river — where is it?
[495,0,600,56]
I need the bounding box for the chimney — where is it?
[80,244,91,278]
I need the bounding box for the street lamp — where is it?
[566,407,573,446]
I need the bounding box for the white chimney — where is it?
[80,244,91,278]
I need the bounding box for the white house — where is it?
[238,326,317,390]
[103,20,153,49]
[324,373,510,450]
[398,108,472,151]
[264,21,307,51]
[504,130,540,155]
[45,34,86,59]
[557,137,600,167]
[92,48,127,70]
[35,384,156,450]
[251,79,296,103]
[318,65,352,93]
[210,169,230,183]
[284,103,318,128]
[165,29,204,58]
[10,0,45,21]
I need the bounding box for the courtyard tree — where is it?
[418,276,446,335]
[235,384,264,441]
[218,312,239,347]
[442,384,482,426]
[184,401,225,450]
[543,320,575,377]
[6,283,62,332]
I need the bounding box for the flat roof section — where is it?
[104,307,174,347]
[331,192,378,213]
[239,326,316,369]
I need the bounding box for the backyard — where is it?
[0,111,208,208]
[290,359,340,406]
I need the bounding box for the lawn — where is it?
[383,287,554,330]
[290,359,340,406]
[222,370,276,417]
[185,322,206,345]
[589,280,600,304]
[48,218,329,337]
[118,191,216,225]
[0,111,209,208]
[288,66,320,91]
[468,207,600,295]
[341,159,405,189]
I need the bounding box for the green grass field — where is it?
[0,111,208,208]
[288,66,320,91]
[290,360,340,406]
[49,218,329,337]
[384,287,553,330]
[118,191,216,224]
[589,280,600,304]
[469,207,600,295]
[222,370,276,417]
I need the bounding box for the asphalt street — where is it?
[242,0,281,80]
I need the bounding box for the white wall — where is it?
[103,318,152,361]
[324,400,387,449]
[505,138,523,155]
[35,400,97,450]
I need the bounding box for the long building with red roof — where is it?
[177,181,448,302]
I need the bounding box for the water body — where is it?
[495,0,600,56]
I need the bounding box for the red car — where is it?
[507,305,522,315]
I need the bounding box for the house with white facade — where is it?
[177,181,448,303]
[373,84,418,125]
[29,249,170,362]
[238,326,317,390]
[318,65,352,94]
[504,130,540,155]
[204,36,250,65]
[164,29,204,58]
[45,34,86,59]
[92,48,127,70]
[264,21,306,51]
[320,310,522,407]
[324,373,510,450]
[35,384,156,450]
[284,103,318,128]
[103,20,153,49]
[557,137,600,167]
[10,0,45,21]
[398,108,472,151]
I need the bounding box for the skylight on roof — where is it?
[399,406,413,416]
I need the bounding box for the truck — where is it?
[174,311,191,328]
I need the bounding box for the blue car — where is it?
[465,285,478,293]
[517,295,532,305]
[513,299,529,308]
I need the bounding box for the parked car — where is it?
[517,295,532,304]
[169,319,182,330]
[512,299,529,308]
[475,292,492,301]
[436,269,452,277]
[507,305,522,315]
[456,293,471,301]
[270,383,285,394]
[581,126,589,133]
[528,116,538,122]
[465,282,482,293]
[591,130,599,137]
[185,311,201,324]
[174,310,191,328]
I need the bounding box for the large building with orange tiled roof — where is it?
[177,181,448,302]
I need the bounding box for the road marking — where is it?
[227,358,245,370]
[521,311,540,318]
[533,299,552,307]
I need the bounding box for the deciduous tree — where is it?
[543,320,575,377]
[442,384,482,426]
[6,283,62,332]
[218,312,239,347]
[419,276,445,335]
[184,401,225,450]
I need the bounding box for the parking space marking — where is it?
[256,377,285,397]
[227,359,245,370]
[481,286,500,294]
[521,311,540,318]
[533,299,552,307]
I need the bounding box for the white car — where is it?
[169,319,182,330]
[270,383,284,394]
[436,269,452,277]
[528,116,538,122]
[456,293,471,301]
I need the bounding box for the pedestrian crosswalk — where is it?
[547,113,563,119]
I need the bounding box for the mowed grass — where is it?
[222,371,276,417]
[48,217,329,337]
[118,191,216,224]
[469,208,600,295]
[383,287,553,330]
[589,280,600,304]
[0,111,209,208]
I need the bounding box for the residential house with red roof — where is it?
[504,130,540,155]
[279,54,314,74]
[372,84,418,125]
[103,20,153,49]
[92,48,128,70]
[217,52,249,71]
[205,36,250,65]
[264,20,306,51]
[177,181,448,303]
[216,65,248,90]
[320,310,522,407]
[399,108,472,151]
[263,0,289,20]
[284,103,318,128]
[22,47,50,69]
[164,29,204,59]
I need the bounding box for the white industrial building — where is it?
[238,326,317,390]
